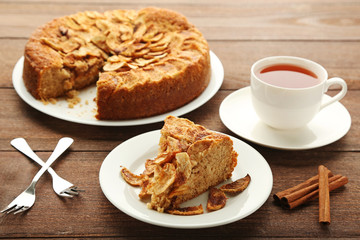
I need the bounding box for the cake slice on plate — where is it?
[121,116,238,213]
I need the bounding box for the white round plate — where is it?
[219,87,352,150]
[12,51,223,126]
[99,130,272,229]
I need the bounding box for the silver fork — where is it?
[1,137,73,214]
[10,137,82,198]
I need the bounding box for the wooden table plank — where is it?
[1,1,360,40]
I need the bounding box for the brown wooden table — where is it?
[1,0,359,238]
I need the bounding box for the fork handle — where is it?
[31,137,73,184]
[12,138,49,167]
[11,138,57,176]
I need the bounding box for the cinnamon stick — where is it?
[318,165,331,224]
[273,170,333,202]
[282,174,342,205]
[283,175,348,209]
[274,166,349,210]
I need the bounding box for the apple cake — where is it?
[121,116,238,213]
[23,7,211,120]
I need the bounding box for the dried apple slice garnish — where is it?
[220,174,251,194]
[103,61,125,71]
[207,188,227,212]
[120,167,146,186]
[150,163,176,195]
[173,152,192,187]
[166,204,204,215]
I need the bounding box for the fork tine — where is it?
[70,187,85,192]
[64,189,79,195]
[61,186,85,196]
[58,192,74,198]
[1,205,16,214]
[13,206,29,215]
[6,206,23,214]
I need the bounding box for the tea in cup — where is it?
[250,56,347,129]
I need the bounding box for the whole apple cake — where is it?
[23,7,211,120]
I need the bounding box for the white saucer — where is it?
[219,87,351,150]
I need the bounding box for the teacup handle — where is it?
[320,77,347,110]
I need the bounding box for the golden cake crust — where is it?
[23,7,210,120]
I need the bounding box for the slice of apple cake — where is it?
[121,116,238,213]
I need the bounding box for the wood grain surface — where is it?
[0,0,359,239]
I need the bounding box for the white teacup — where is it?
[251,56,347,130]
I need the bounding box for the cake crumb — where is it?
[66,89,79,98]
[41,99,49,105]
[66,90,81,108]
[49,98,57,104]
[41,98,57,105]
